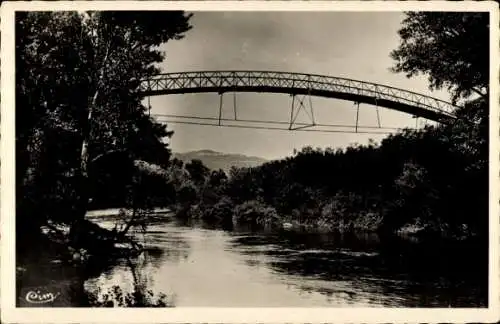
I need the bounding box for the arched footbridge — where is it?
[138,70,459,133]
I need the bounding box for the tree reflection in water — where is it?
[229,230,487,307]
[84,255,174,307]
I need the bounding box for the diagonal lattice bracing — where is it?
[289,93,315,130]
[138,70,460,123]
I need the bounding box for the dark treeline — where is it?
[165,100,487,239]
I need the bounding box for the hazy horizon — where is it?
[147,11,451,160]
[173,148,269,160]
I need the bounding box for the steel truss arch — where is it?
[138,70,459,123]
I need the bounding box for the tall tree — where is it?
[75,12,191,229]
[16,12,92,236]
[15,11,192,243]
[185,159,210,186]
[390,12,489,104]
[390,11,490,171]
[390,11,490,237]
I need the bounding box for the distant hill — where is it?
[172,149,267,173]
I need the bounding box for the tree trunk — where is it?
[119,178,139,238]
[70,90,98,247]
[70,14,111,247]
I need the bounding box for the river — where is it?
[17,212,488,307]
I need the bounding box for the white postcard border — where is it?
[1,1,499,323]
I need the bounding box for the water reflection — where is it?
[84,253,174,307]
[17,215,488,307]
[228,230,487,307]
[84,219,193,306]
[17,253,117,307]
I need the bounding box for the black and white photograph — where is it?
[1,1,499,323]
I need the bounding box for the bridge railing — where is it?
[139,71,458,118]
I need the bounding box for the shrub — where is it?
[233,200,280,227]
[202,196,234,222]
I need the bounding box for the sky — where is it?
[148,11,451,160]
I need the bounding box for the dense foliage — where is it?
[16,11,192,252]
[390,12,489,103]
[167,115,487,238]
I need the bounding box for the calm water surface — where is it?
[82,214,487,307]
[17,213,487,307]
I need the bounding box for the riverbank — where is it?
[16,207,174,307]
[173,200,479,241]
[18,208,168,270]
[86,207,171,219]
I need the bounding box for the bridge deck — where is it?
[138,71,458,123]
